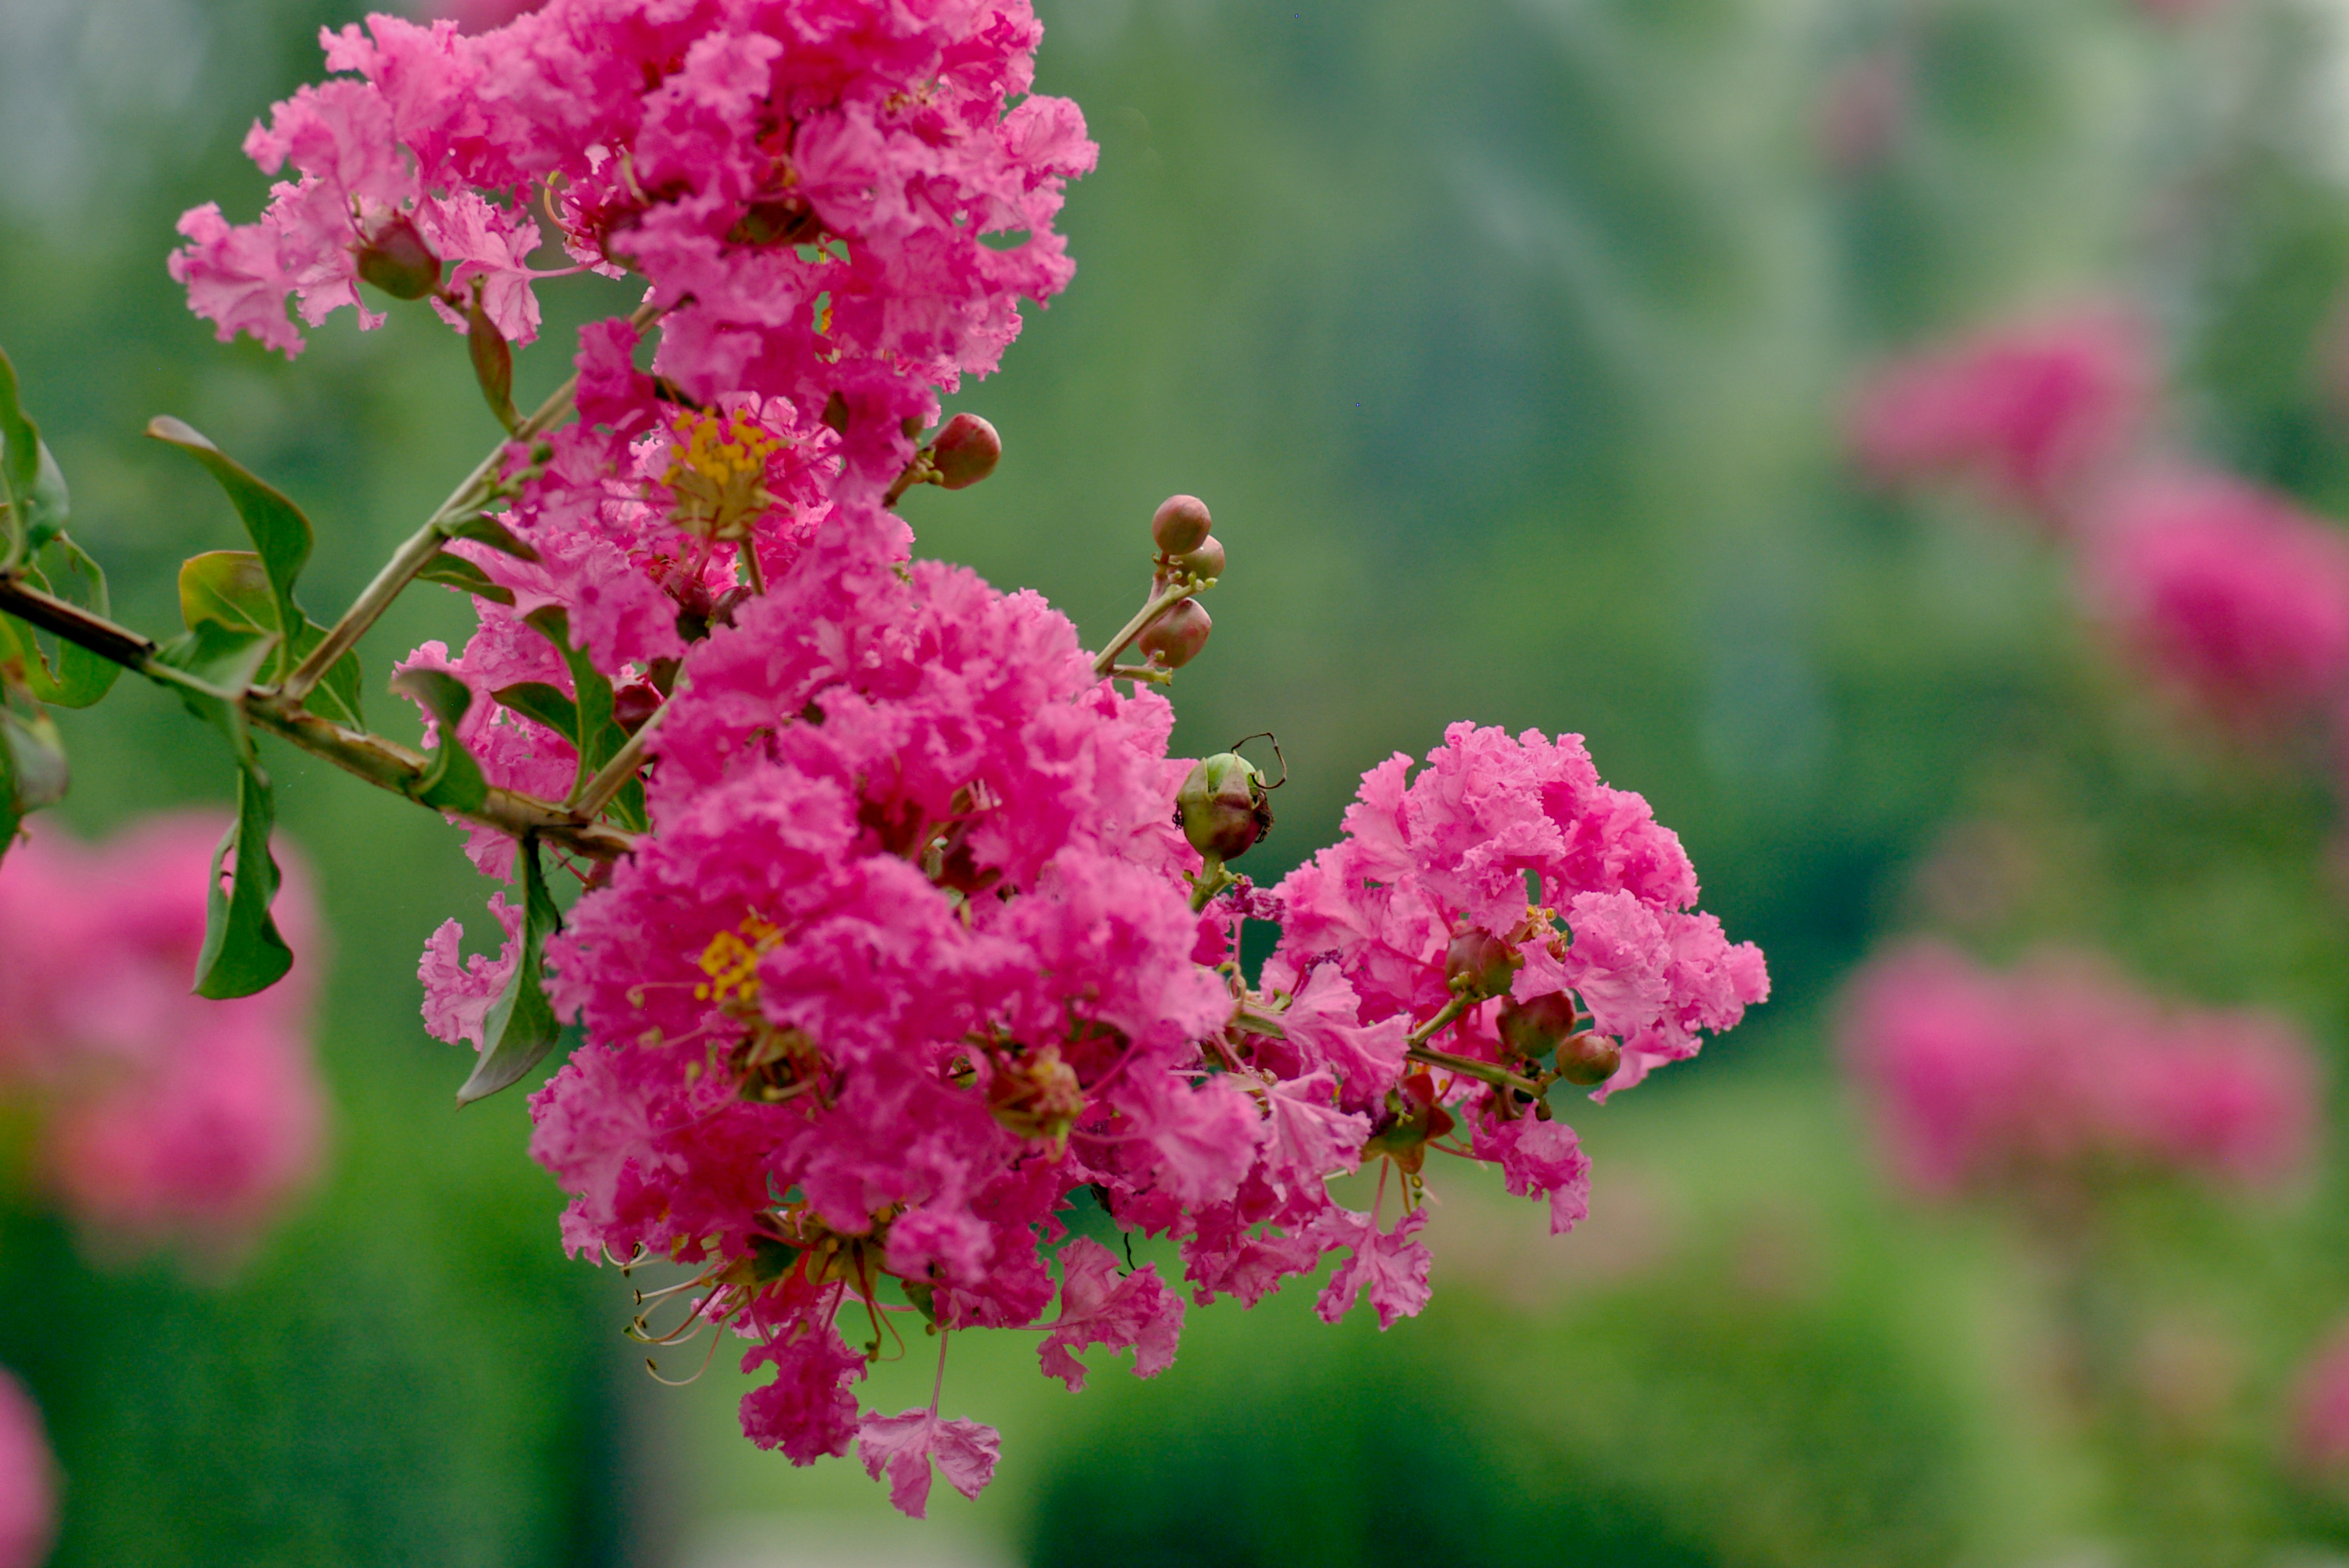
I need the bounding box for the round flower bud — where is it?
[1553,1031,1623,1089]
[1151,494,1214,555]
[929,413,1001,490]
[353,212,443,301]
[1496,990,1576,1060]
[612,682,663,735]
[1177,750,1271,862]
[1137,599,1210,668]
[1445,929,1520,998]
[1173,534,1224,581]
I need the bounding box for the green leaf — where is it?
[493,681,580,743]
[523,605,624,799]
[283,620,366,730]
[415,549,518,605]
[465,289,520,435]
[442,511,540,563]
[151,622,278,764]
[456,835,565,1105]
[179,550,274,636]
[0,346,70,561]
[145,416,316,681]
[194,762,295,999]
[176,549,363,729]
[0,540,120,710]
[2,704,68,812]
[389,666,490,812]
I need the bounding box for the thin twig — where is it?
[1403,1044,1541,1097]
[569,698,668,820]
[281,298,665,703]
[0,574,637,861]
[1090,578,1199,679]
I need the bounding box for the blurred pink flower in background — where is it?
[0,815,327,1261]
[1838,942,2319,1200]
[2293,1321,2349,1483]
[1816,48,1908,175]
[2080,468,2349,732]
[1846,304,2155,523]
[0,1370,54,1568]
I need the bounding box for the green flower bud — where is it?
[1176,750,1272,862]
[1151,494,1213,555]
[1172,533,1224,581]
[1137,598,1210,668]
[1496,990,1576,1060]
[1445,929,1521,998]
[1553,1031,1623,1088]
[929,413,1001,490]
[354,211,443,301]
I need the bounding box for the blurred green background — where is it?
[8,0,2349,1561]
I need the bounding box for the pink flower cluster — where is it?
[1849,307,2349,746]
[186,0,1767,1517]
[0,815,327,1260]
[1846,303,2154,522]
[172,0,1093,494]
[2080,469,2349,733]
[1838,943,2318,1201]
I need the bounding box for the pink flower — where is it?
[2080,468,2349,731]
[2293,1321,2349,1478]
[1314,1206,1435,1330]
[1036,1238,1184,1390]
[857,1406,1001,1519]
[191,0,1780,1506]
[1269,723,1766,1106]
[1838,942,2320,1199]
[0,814,327,1260]
[178,0,1095,494]
[1847,304,2154,522]
[0,1370,55,1568]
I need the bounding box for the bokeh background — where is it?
[7,0,2349,1562]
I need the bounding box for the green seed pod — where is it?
[1445,928,1521,998]
[1496,990,1576,1060]
[1176,750,1272,862]
[1151,494,1213,555]
[1137,598,1210,668]
[929,413,1001,490]
[354,211,443,301]
[1553,1031,1623,1088]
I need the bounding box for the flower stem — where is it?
[569,697,668,820]
[0,572,638,861]
[1091,577,1199,679]
[1403,1044,1541,1097]
[1405,992,1474,1049]
[281,299,664,704]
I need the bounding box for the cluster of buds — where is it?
[1137,495,1223,671]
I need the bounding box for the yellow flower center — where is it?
[694,914,780,1006]
[663,408,782,541]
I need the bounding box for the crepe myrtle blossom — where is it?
[170,0,1095,495]
[2292,1320,2349,1483]
[1846,303,2155,525]
[162,0,1767,1520]
[2079,468,2349,733]
[0,815,327,1261]
[0,1370,55,1568]
[1838,942,2319,1202]
[420,617,1767,1511]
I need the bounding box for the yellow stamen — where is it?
[664,408,783,541]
